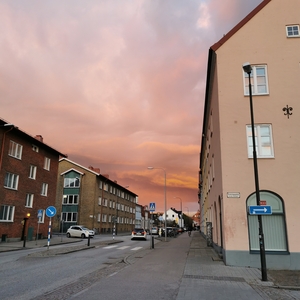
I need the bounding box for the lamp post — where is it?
[147,167,167,242]
[174,197,182,227]
[243,62,267,282]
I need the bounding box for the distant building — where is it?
[54,158,137,235]
[135,204,142,228]
[163,208,183,227]
[199,0,300,269]
[141,205,150,230]
[0,118,66,241]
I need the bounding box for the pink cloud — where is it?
[0,0,262,213]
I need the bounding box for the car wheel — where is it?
[67,233,71,238]
[81,233,85,239]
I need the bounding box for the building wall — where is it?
[0,125,62,240]
[201,0,300,269]
[55,159,136,235]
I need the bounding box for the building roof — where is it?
[0,117,67,157]
[211,0,272,51]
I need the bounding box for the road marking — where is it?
[131,247,143,251]
[103,245,118,249]
[117,246,130,249]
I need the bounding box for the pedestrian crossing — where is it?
[102,245,143,251]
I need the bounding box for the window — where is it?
[62,195,79,205]
[62,212,77,222]
[8,140,22,159]
[102,214,107,222]
[103,198,108,207]
[246,124,274,158]
[41,183,48,196]
[4,172,19,190]
[44,157,51,170]
[247,191,287,253]
[243,65,268,95]
[98,197,102,205]
[32,145,39,152]
[97,213,101,222]
[109,200,112,208]
[286,25,299,37]
[64,177,80,188]
[25,194,34,208]
[29,165,37,179]
[0,205,15,221]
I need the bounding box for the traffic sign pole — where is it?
[47,218,52,250]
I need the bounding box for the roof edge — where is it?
[211,0,272,51]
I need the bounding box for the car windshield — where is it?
[134,228,144,233]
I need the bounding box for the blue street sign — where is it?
[37,209,43,218]
[249,205,272,215]
[149,202,156,212]
[46,206,57,218]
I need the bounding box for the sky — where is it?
[0,0,263,215]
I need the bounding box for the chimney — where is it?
[35,135,43,142]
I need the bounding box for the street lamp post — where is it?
[147,167,167,242]
[243,62,267,282]
[174,197,182,227]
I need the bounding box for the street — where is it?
[0,234,153,300]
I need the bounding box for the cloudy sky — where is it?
[1,0,262,215]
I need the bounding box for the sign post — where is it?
[36,209,43,245]
[46,206,57,250]
[149,203,155,249]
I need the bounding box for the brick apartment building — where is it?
[54,158,137,235]
[0,118,66,241]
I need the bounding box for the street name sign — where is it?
[249,205,272,215]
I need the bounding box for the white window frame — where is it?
[8,140,23,159]
[64,177,80,188]
[41,183,48,196]
[62,195,79,205]
[44,157,51,171]
[0,205,15,222]
[29,165,37,179]
[286,25,300,37]
[102,214,107,222]
[243,65,269,95]
[25,193,34,208]
[246,124,274,158]
[98,197,102,206]
[97,213,101,222]
[62,212,77,222]
[103,198,108,207]
[4,172,19,190]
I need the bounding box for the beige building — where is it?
[54,158,137,235]
[199,0,300,270]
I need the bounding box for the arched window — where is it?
[246,191,288,253]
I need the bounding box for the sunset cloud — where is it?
[0,0,262,213]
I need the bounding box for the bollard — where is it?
[87,234,90,246]
[151,236,154,249]
[23,235,26,248]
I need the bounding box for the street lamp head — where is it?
[242,62,252,74]
[147,167,154,170]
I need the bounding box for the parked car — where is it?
[151,227,159,235]
[131,228,147,240]
[66,225,95,238]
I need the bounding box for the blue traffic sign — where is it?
[37,209,43,218]
[149,202,156,212]
[46,206,57,218]
[249,205,272,215]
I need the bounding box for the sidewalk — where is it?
[177,232,300,300]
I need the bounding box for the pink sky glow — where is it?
[1,0,262,215]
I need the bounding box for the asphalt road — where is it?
[0,235,153,300]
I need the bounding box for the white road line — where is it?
[131,247,143,251]
[103,245,118,249]
[117,246,130,249]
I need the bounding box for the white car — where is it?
[66,225,95,238]
[151,227,159,235]
[131,228,147,240]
